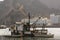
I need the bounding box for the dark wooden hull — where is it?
[3,34,54,38]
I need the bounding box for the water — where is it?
[0,28,60,40]
[1,37,59,40]
[22,28,60,40]
[23,37,60,40]
[35,28,60,39]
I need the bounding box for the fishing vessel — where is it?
[10,13,54,38]
[3,13,54,38]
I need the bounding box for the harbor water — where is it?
[0,37,60,40]
[0,28,60,40]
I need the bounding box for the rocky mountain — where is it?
[0,0,60,25]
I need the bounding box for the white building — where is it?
[50,14,60,24]
[57,15,60,23]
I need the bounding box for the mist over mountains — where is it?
[0,0,60,25]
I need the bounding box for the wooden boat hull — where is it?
[3,34,54,38]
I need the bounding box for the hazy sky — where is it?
[40,0,60,9]
[0,0,4,1]
[0,0,60,9]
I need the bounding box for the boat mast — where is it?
[28,12,30,27]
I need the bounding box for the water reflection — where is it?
[23,37,49,40]
[22,37,59,40]
[2,36,59,40]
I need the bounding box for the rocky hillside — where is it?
[0,0,60,25]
